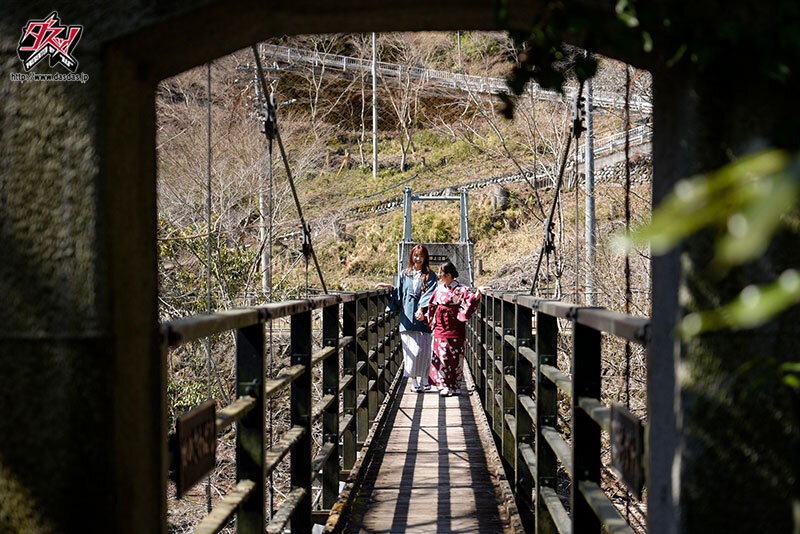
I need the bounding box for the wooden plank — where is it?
[576,308,650,344]
[264,364,306,397]
[338,368,507,533]
[311,345,336,366]
[339,414,354,439]
[504,374,517,394]
[577,480,635,534]
[519,443,536,476]
[541,425,573,476]
[538,301,577,319]
[541,364,572,398]
[311,442,336,476]
[578,396,611,432]
[519,394,536,422]
[504,413,517,439]
[166,309,260,347]
[540,486,572,534]
[338,335,354,348]
[265,426,305,477]
[215,396,255,432]
[519,345,536,365]
[338,373,355,393]
[311,394,335,423]
[194,480,256,534]
[266,487,308,534]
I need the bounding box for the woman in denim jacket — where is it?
[377,244,438,392]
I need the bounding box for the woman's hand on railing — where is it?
[376,282,393,289]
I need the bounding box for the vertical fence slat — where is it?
[367,295,379,425]
[535,310,559,534]
[478,298,487,403]
[356,297,369,445]
[342,300,357,470]
[377,295,388,405]
[515,302,535,533]
[502,295,517,481]
[290,309,312,532]
[322,303,340,509]
[235,321,265,534]
[571,320,602,533]
[492,296,503,437]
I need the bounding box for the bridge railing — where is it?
[162,290,399,533]
[466,292,650,534]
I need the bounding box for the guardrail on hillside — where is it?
[163,290,399,533]
[260,44,653,113]
[466,292,650,533]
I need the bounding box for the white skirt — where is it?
[400,330,432,378]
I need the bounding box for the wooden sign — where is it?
[610,402,644,499]
[428,254,449,264]
[176,399,216,497]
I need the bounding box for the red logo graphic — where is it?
[17,12,83,73]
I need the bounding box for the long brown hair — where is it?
[405,244,431,287]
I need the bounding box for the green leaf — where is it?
[677,269,800,338]
[620,149,792,256]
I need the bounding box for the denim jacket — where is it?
[387,269,438,332]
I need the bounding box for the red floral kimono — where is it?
[426,281,481,390]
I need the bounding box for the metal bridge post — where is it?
[290,308,312,532]
[535,310,558,534]
[356,297,370,445]
[235,321,266,534]
[342,300,357,470]
[367,294,379,424]
[478,297,487,402]
[501,295,517,483]
[322,302,340,509]
[376,294,387,405]
[571,319,602,533]
[484,295,495,430]
[492,295,504,437]
[515,302,535,533]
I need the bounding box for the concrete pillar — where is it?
[0,7,163,533]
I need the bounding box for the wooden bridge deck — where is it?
[344,374,511,533]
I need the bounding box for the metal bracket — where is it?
[519,434,532,444]
[324,337,337,347]
[238,379,261,398]
[504,366,514,375]
[539,476,557,488]
[324,433,338,444]
[518,338,532,348]
[542,415,556,427]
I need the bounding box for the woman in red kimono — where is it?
[426,261,486,397]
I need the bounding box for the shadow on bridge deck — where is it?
[345,374,509,533]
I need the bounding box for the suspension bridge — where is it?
[162,289,649,533]
[4,2,795,534]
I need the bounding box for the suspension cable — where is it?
[623,62,633,522]
[530,81,585,296]
[264,42,275,518]
[574,125,580,304]
[205,60,213,515]
[251,45,328,294]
